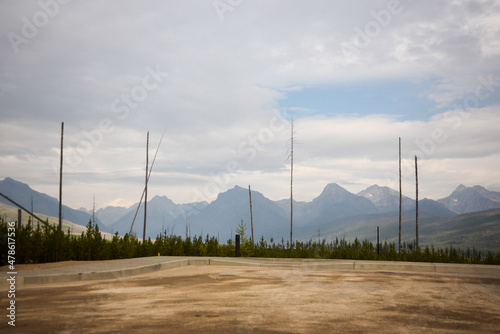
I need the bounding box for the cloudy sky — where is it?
[1,0,500,209]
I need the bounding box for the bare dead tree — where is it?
[290,115,294,249]
[248,185,254,247]
[143,131,149,242]
[59,122,64,230]
[415,155,419,249]
[399,137,402,253]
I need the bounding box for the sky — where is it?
[1,0,500,209]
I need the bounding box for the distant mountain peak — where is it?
[221,185,246,194]
[321,183,348,194]
[78,207,91,213]
[452,184,492,196]
[1,177,31,191]
[217,185,267,200]
[439,184,500,214]
[150,195,173,203]
[360,184,398,194]
[211,185,256,205]
[311,183,355,204]
[357,184,413,213]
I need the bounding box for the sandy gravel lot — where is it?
[2,264,500,333]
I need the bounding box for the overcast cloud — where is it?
[1,0,500,209]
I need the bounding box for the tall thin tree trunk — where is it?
[377,226,380,256]
[399,137,402,253]
[290,116,294,249]
[415,155,419,249]
[59,122,64,230]
[143,131,149,242]
[249,185,254,247]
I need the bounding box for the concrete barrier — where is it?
[209,258,261,267]
[80,270,123,281]
[188,258,210,266]
[161,259,189,270]
[23,273,81,285]
[15,258,190,285]
[80,263,162,281]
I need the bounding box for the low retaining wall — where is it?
[6,257,500,286]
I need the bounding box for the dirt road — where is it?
[2,265,500,333]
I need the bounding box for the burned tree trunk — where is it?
[59,122,64,230]
[290,116,294,249]
[415,155,419,249]
[399,137,402,253]
[143,131,149,242]
[249,185,254,247]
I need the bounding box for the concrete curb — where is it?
[209,258,263,267]
[4,257,500,286]
[13,259,189,286]
[209,258,500,277]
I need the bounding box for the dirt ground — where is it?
[2,265,500,333]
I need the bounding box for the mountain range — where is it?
[1,177,500,251]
